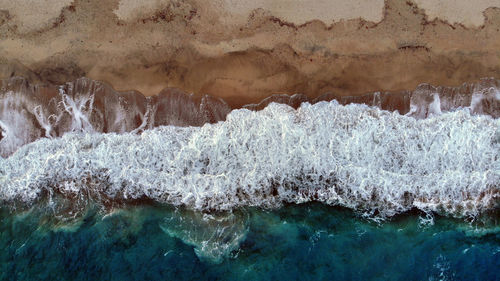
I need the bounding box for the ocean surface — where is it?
[0,78,499,280]
[1,203,499,281]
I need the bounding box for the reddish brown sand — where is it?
[1,0,500,107]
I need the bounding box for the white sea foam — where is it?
[0,101,498,217]
[160,210,248,263]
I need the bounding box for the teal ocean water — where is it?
[1,202,499,280]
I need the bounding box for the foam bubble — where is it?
[159,210,248,264]
[0,101,498,218]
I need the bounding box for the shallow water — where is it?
[1,203,499,281]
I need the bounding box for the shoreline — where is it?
[2,75,499,109]
[0,75,498,158]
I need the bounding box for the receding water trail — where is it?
[1,77,499,157]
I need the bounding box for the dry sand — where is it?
[1,0,500,106]
[415,0,500,27]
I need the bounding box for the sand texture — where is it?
[1,0,500,105]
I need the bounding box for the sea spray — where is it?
[1,101,498,218]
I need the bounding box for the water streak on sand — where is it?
[1,77,499,157]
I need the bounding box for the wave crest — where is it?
[1,101,498,217]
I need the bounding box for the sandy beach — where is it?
[1,0,500,106]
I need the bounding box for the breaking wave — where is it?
[0,96,498,217]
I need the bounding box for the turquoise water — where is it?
[1,202,499,281]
